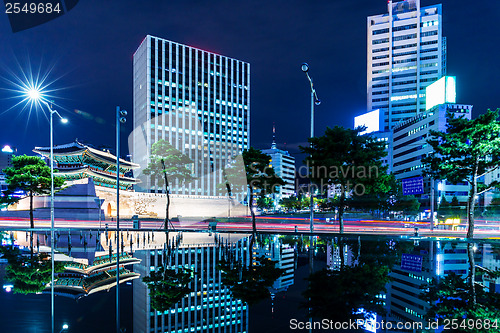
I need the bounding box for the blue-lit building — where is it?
[261,126,295,206]
[390,76,472,206]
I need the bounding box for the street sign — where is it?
[401,253,423,272]
[402,176,424,195]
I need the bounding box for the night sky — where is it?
[0,0,499,161]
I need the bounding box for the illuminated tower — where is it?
[261,125,296,204]
[367,0,446,130]
[133,35,250,195]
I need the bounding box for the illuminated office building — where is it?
[390,77,471,204]
[133,35,250,196]
[367,0,446,130]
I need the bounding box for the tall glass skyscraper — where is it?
[367,0,446,130]
[133,35,250,196]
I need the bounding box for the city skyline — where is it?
[0,0,499,160]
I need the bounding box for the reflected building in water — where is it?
[133,233,250,333]
[387,241,470,326]
[253,236,295,293]
[326,241,357,271]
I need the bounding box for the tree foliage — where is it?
[300,126,389,232]
[256,196,274,210]
[421,272,500,333]
[0,155,65,229]
[142,265,194,312]
[438,196,463,218]
[142,140,194,229]
[279,195,310,212]
[349,174,420,218]
[0,246,65,294]
[423,109,500,238]
[217,255,285,306]
[222,147,284,234]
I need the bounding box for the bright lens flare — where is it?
[27,88,41,101]
[0,61,68,124]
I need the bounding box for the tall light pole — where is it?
[116,106,127,333]
[27,90,67,333]
[44,100,68,333]
[301,63,321,233]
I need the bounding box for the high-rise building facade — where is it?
[367,0,446,130]
[133,35,250,196]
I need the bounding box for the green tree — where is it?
[423,109,500,238]
[279,195,301,212]
[421,270,500,333]
[349,174,420,218]
[392,194,421,217]
[0,246,65,294]
[221,148,284,234]
[243,148,284,233]
[256,196,274,211]
[142,140,194,230]
[1,155,65,229]
[142,265,194,312]
[217,255,285,306]
[300,126,389,233]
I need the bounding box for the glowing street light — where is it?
[27,88,41,101]
[301,63,321,234]
[26,86,68,333]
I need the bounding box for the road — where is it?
[1,216,500,239]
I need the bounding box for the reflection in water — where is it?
[133,233,250,333]
[217,235,287,306]
[0,245,65,295]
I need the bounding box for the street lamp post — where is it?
[27,88,67,333]
[301,63,321,233]
[116,106,127,333]
[42,100,68,333]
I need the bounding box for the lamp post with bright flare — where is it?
[27,89,68,333]
[301,63,321,233]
